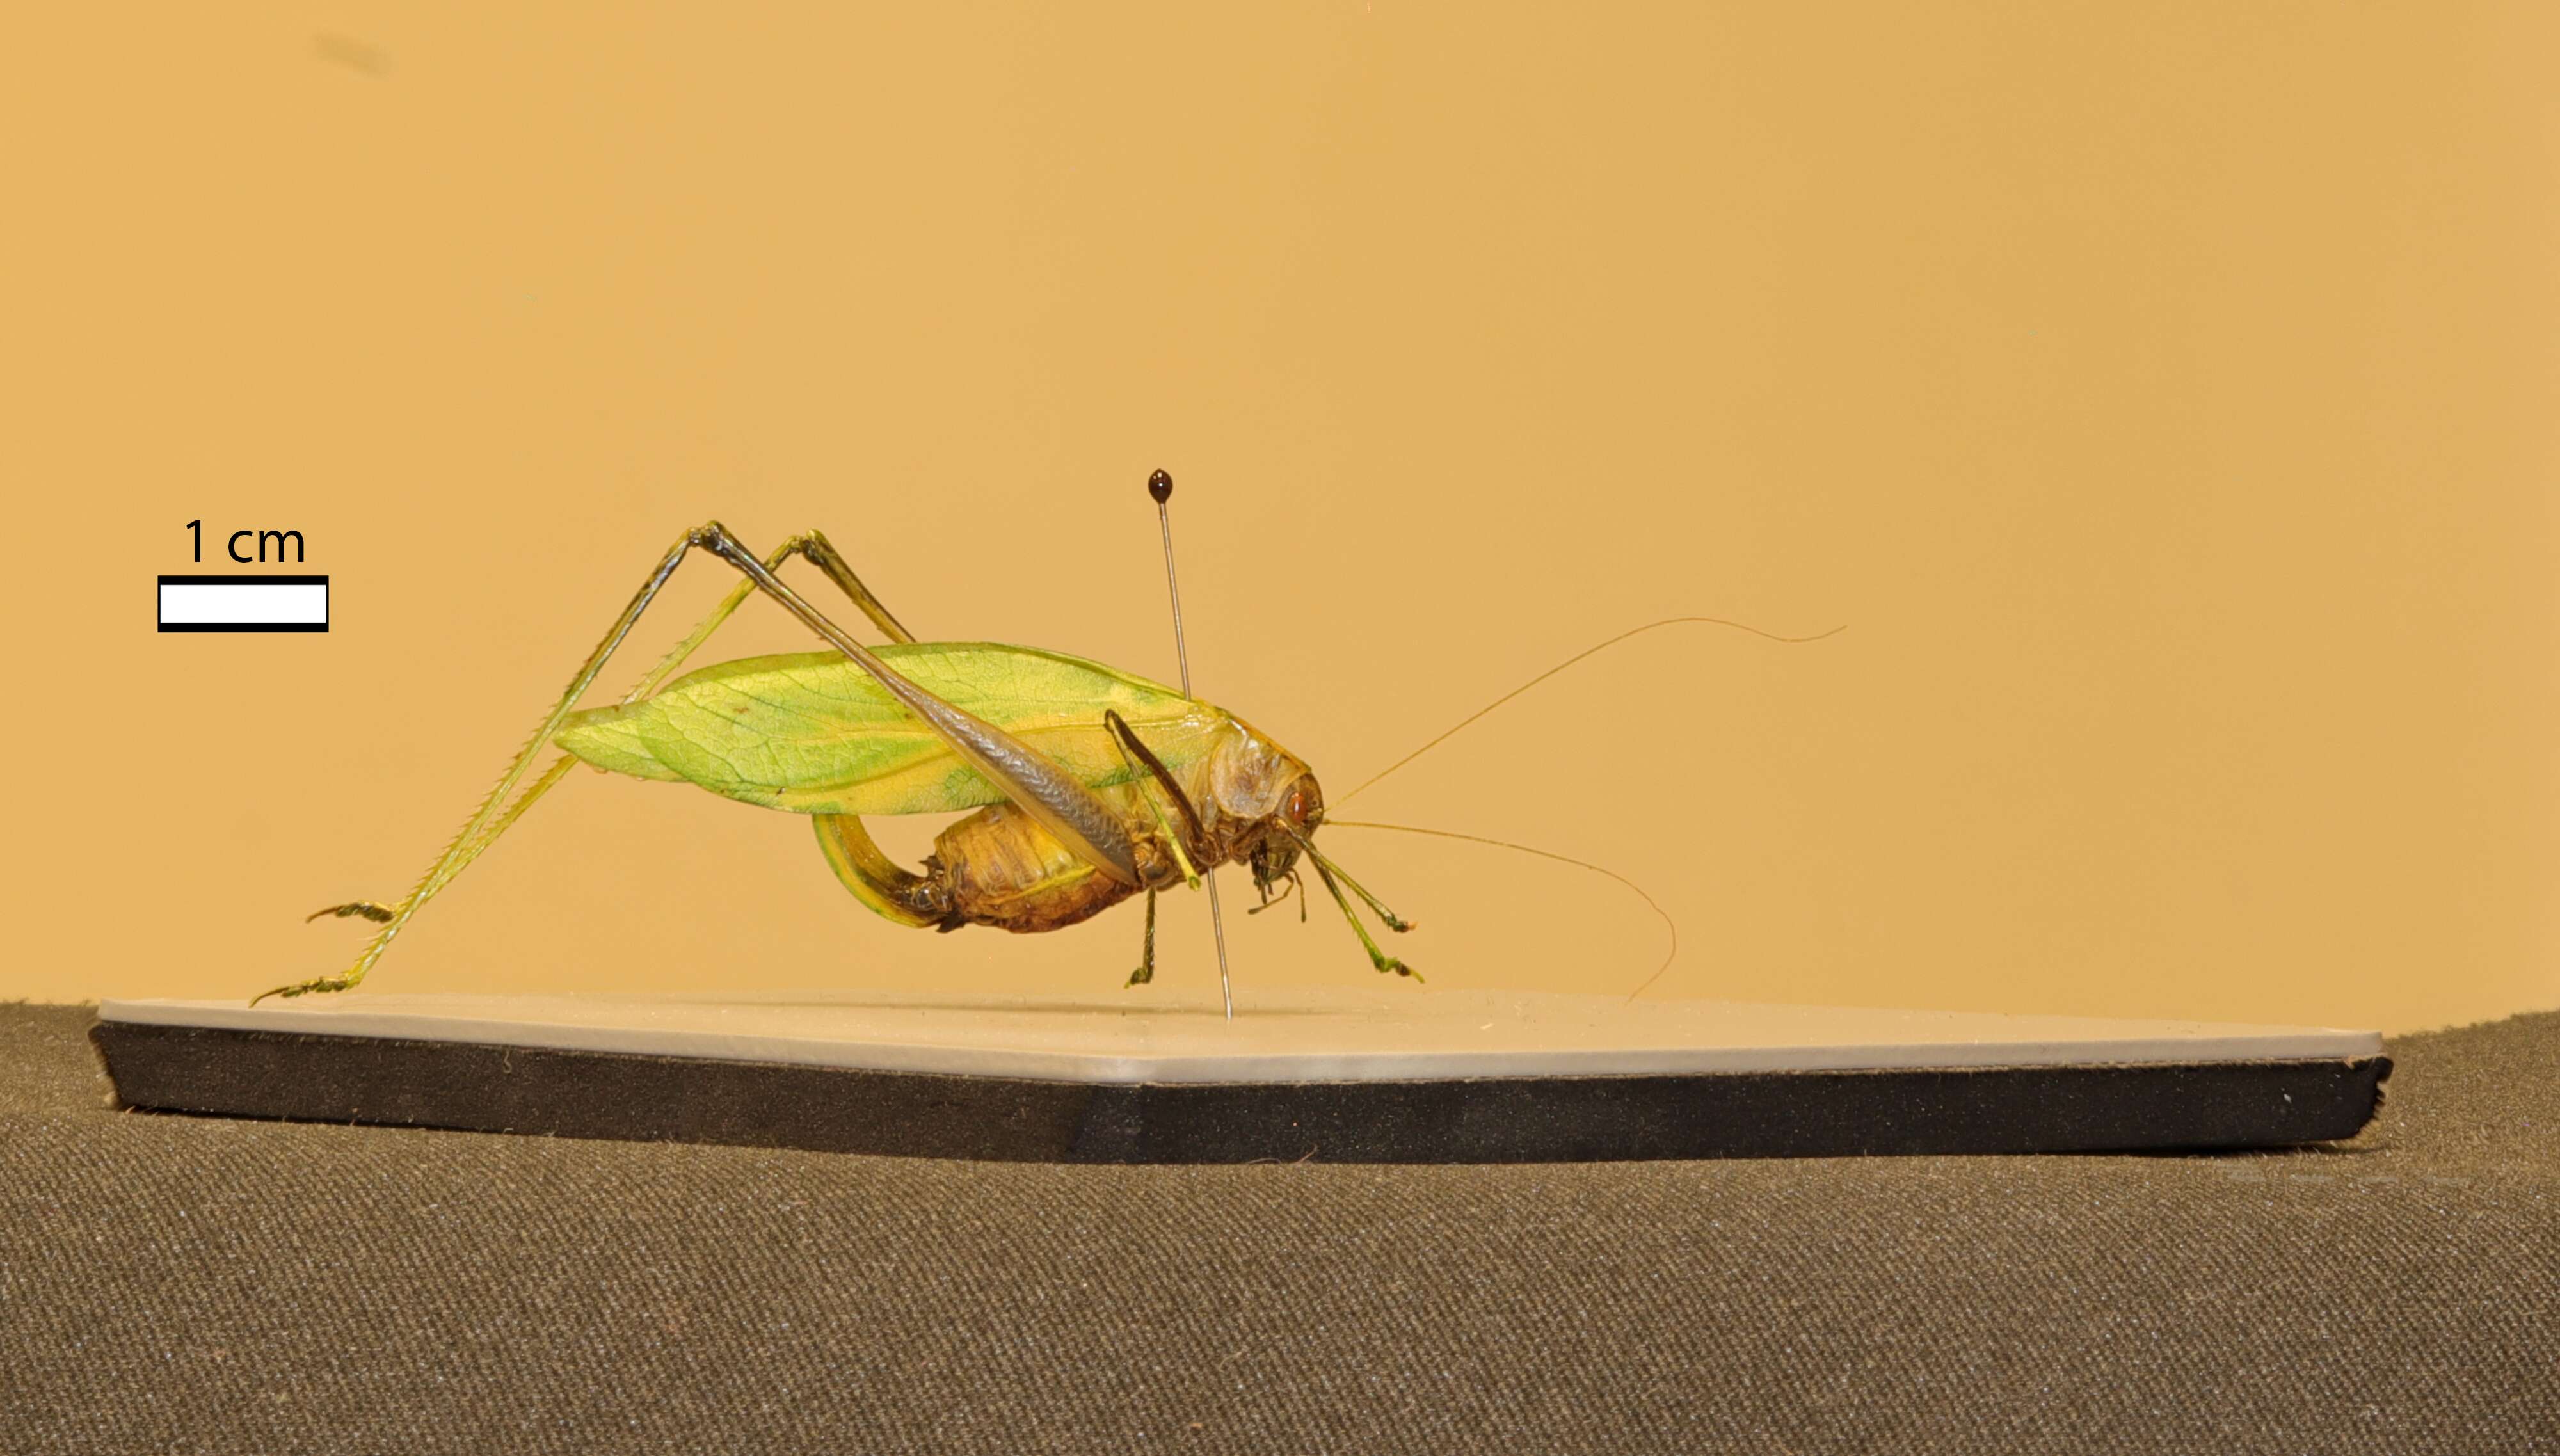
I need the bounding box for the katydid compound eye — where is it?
[1284,781,1320,828]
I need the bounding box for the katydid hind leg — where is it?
[265,520,1137,1002]
[794,531,917,646]
[257,529,706,1004]
[305,529,926,928]
[420,532,917,900]
[686,523,1146,889]
[262,525,920,1003]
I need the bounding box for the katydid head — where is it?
[1139,465,1415,989]
[1241,772,1323,895]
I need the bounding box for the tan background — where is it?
[3,4,2551,1033]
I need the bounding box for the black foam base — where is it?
[90,1020,2390,1164]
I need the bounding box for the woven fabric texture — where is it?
[3,1003,2552,1454]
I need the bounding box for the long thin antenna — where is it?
[1324,819,1679,1002]
[1335,616,1847,808]
[1149,468,1234,1021]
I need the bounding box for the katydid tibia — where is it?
[260,474,1835,1014]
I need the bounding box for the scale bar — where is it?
[157,575,329,632]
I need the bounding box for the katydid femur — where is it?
[263,477,1834,1012]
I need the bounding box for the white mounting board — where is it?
[99,988,2383,1086]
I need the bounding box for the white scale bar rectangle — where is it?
[157,576,330,632]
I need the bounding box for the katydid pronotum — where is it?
[263,473,1833,1016]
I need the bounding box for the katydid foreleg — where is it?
[1285,825,1420,980]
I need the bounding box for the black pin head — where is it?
[1147,468,1173,504]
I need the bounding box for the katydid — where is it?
[262,473,1830,1014]
[259,474,1411,1015]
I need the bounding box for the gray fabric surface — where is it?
[2,1004,2552,1454]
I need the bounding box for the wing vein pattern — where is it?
[552,643,1231,819]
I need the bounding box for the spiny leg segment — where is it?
[269,527,915,1002]
[1284,825,1420,980]
[1309,849,1414,934]
[1124,888,1158,988]
[305,902,395,924]
[1103,708,1206,886]
[301,531,919,929]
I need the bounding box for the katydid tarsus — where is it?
[261,474,1836,1013]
